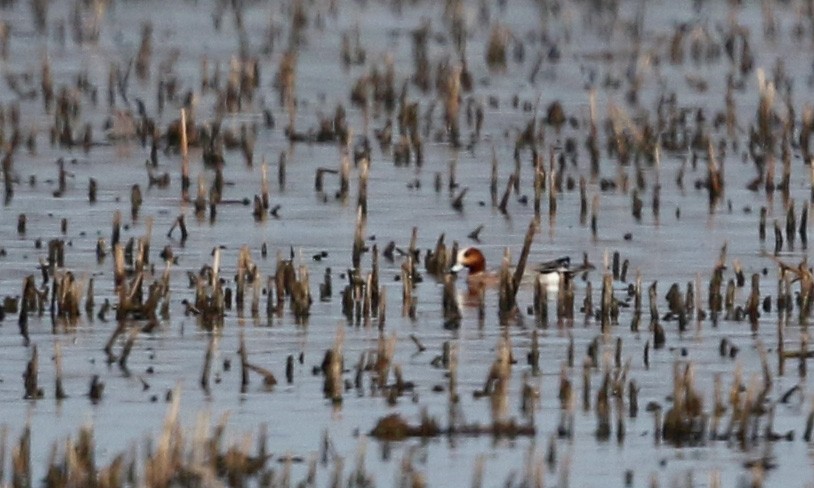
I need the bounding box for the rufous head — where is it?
[451,247,486,274]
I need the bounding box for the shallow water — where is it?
[1,0,814,486]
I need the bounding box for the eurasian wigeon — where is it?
[451,246,593,292]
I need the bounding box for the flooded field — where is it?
[1,0,814,486]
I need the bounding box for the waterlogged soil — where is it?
[0,0,813,486]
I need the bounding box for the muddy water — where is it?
[1,0,814,486]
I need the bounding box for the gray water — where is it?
[0,0,813,486]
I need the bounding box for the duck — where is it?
[451,246,593,293]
